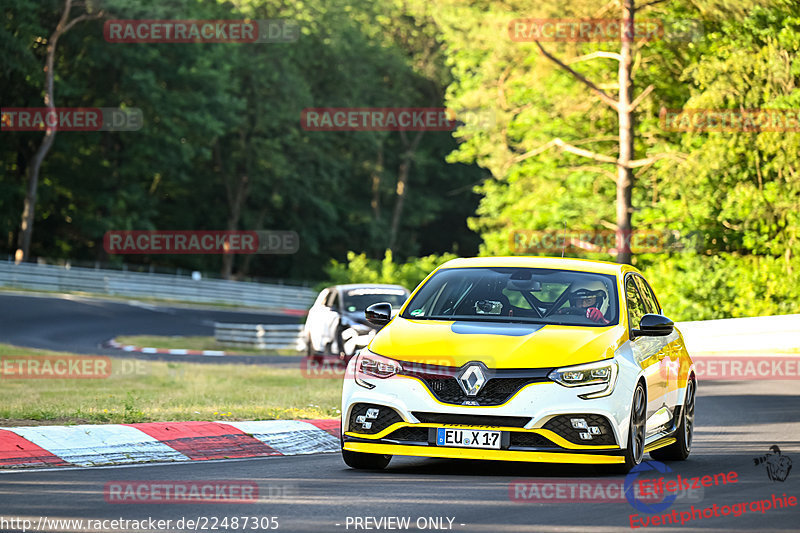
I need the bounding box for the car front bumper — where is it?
[341,357,639,465]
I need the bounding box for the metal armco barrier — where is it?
[0,261,315,312]
[214,323,304,350]
[678,314,800,356]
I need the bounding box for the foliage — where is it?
[3,0,799,320]
[645,253,800,321]
[430,0,800,320]
[324,249,458,292]
[1,0,481,278]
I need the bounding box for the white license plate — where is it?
[436,428,501,449]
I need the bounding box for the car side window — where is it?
[634,276,660,315]
[315,289,329,307]
[625,277,646,330]
[325,290,338,309]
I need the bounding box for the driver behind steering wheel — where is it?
[558,280,610,324]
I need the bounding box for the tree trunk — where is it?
[15,0,101,263]
[16,3,67,263]
[17,135,53,263]
[389,131,424,254]
[217,135,250,280]
[615,0,635,265]
[371,146,383,221]
[238,206,268,278]
[220,176,247,280]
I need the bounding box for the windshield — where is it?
[341,287,409,312]
[400,267,619,326]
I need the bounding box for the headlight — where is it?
[548,359,618,399]
[354,350,403,389]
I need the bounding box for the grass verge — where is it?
[0,343,340,426]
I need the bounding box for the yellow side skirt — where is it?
[343,441,625,464]
[644,437,676,453]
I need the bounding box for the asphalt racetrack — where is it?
[2,379,798,532]
[0,292,798,531]
[0,292,299,363]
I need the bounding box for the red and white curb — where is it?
[0,419,339,469]
[104,339,227,356]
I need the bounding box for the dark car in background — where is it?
[302,284,410,361]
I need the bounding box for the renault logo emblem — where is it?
[458,364,486,397]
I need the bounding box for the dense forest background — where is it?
[3,0,800,320]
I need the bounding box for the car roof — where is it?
[333,283,409,292]
[437,256,641,277]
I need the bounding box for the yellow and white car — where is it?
[341,257,696,473]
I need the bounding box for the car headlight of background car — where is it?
[548,359,618,399]
[354,350,403,389]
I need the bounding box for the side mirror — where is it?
[631,314,674,338]
[365,302,392,326]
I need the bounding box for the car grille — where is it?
[412,412,530,428]
[508,432,559,449]
[542,414,617,445]
[401,361,552,406]
[384,427,430,443]
[347,403,403,435]
[383,426,561,449]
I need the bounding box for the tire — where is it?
[305,336,314,358]
[650,377,695,461]
[342,449,391,470]
[611,381,646,474]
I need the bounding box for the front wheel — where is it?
[611,382,646,474]
[342,448,391,470]
[650,378,695,461]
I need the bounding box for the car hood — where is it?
[368,316,624,369]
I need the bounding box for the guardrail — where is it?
[214,323,305,350]
[213,314,800,355]
[0,261,315,312]
[677,314,800,355]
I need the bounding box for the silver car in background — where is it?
[303,284,409,361]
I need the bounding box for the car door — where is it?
[319,288,342,353]
[625,275,669,435]
[636,275,681,414]
[306,288,330,352]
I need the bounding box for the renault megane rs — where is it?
[340,257,696,473]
